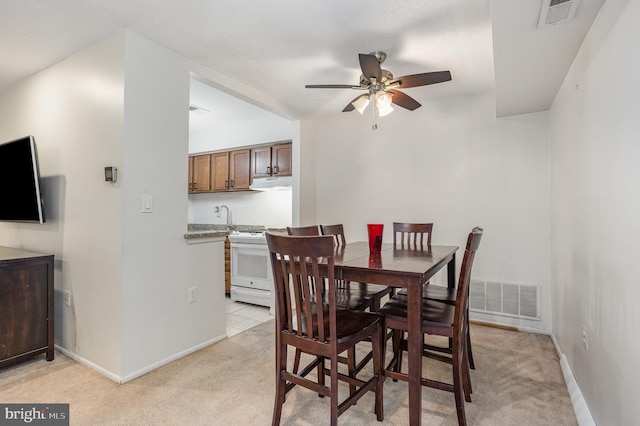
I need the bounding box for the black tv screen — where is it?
[0,135,46,223]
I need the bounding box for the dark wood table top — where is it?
[332,242,459,288]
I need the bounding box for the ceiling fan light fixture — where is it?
[377,102,394,117]
[352,95,370,114]
[375,91,393,116]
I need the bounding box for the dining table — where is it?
[332,241,459,426]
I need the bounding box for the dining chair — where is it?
[419,226,484,370]
[288,224,373,394]
[393,222,476,370]
[378,227,483,426]
[266,233,384,426]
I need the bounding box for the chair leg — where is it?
[467,322,475,370]
[393,330,404,376]
[463,326,473,397]
[371,325,384,421]
[293,348,301,373]
[452,349,468,426]
[272,340,287,426]
[318,356,326,398]
[330,354,339,426]
[347,347,357,396]
[460,330,472,402]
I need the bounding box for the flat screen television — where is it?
[0,135,46,223]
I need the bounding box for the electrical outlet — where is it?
[64,291,72,307]
[582,326,588,350]
[188,287,198,304]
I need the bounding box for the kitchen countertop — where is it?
[184,224,286,242]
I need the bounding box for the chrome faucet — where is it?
[215,205,232,226]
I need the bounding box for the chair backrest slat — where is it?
[393,222,433,249]
[320,224,346,246]
[286,225,320,236]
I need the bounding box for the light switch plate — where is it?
[141,195,153,213]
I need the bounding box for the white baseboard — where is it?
[547,333,596,426]
[54,344,121,383]
[55,333,227,384]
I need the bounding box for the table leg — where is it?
[407,277,423,426]
[447,252,456,288]
[447,253,457,349]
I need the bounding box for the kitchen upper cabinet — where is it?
[229,149,251,190]
[211,149,251,192]
[189,154,212,193]
[251,142,292,179]
[211,152,230,191]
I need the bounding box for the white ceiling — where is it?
[0,0,604,119]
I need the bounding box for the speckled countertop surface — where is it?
[184,224,286,240]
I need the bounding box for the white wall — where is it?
[306,92,551,331]
[0,32,126,375]
[549,0,639,424]
[120,31,227,379]
[188,190,292,229]
[0,30,230,381]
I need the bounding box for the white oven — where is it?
[229,232,274,313]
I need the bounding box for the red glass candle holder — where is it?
[367,224,384,253]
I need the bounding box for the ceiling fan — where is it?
[305,51,451,120]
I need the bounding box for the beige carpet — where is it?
[0,322,577,425]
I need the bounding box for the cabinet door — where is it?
[251,146,272,179]
[211,152,230,191]
[272,143,292,176]
[230,149,251,190]
[0,264,49,360]
[192,154,212,192]
[188,156,194,192]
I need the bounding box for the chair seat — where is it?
[298,304,383,344]
[350,283,393,297]
[397,284,456,303]
[378,293,455,333]
[331,288,375,311]
[424,285,457,304]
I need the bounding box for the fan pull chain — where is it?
[371,97,378,131]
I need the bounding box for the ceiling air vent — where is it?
[189,104,210,114]
[537,0,580,28]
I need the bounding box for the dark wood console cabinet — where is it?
[0,247,54,368]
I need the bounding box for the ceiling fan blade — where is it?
[387,89,421,111]
[388,71,451,88]
[305,84,359,89]
[342,94,368,112]
[359,54,382,82]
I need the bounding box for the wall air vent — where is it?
[469,280,541,320]
[537,0,579,28]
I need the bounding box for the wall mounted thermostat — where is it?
[105,166,118,182]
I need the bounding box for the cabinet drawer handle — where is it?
[267,166,271,174]
[230,179,234,188]
[225,180,229,188]
[273,166,279,175]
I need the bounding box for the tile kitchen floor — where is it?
[225,296,273,337]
